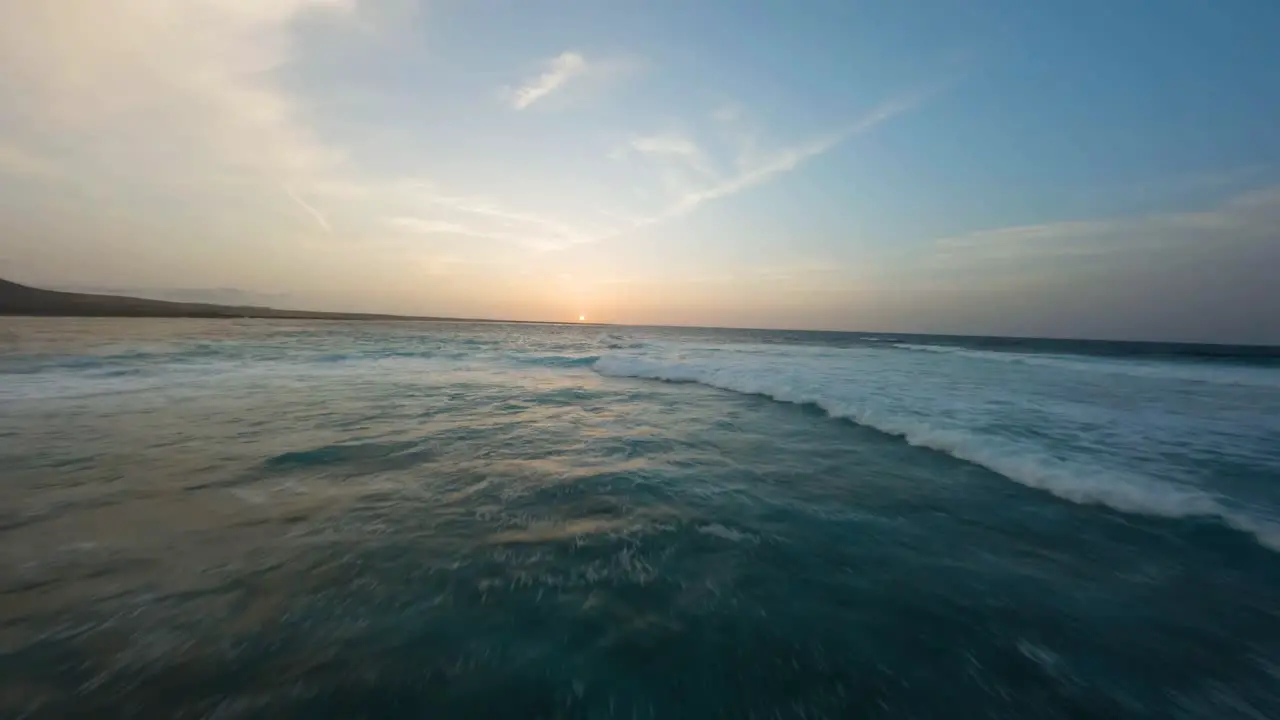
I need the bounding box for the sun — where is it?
[578,314,586,322]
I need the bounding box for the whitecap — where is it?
[593,347,1280,552]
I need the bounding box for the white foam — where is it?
[0,355,509,402]
[892,343,1280,388]
[696,523,756,543]
[594,350,1280,552]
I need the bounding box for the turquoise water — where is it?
[2,318,1279,718]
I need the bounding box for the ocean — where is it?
[2,317,1279,718]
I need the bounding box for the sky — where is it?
[1,0,1278,343]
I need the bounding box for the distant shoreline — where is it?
[4,277,1277,350]
[0,312,568,325]
[0,277,540,325]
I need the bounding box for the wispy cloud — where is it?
[420,190,610,242]
[560,93,930,248]
[650,94,923,224]
[666,132,843,217]
[385,185,621,251]
[386,216,521,242]
[626,133,717,178]
[934,220,1117,259]
[0,0,355,218]
[712,103,743,124]
[387,217,468,235]
[932,185,1280,263]
[0,143,60,179]
[509,51,588,110]
[630,133,702,159]
[284,185,332,232]
[387,215,578,251]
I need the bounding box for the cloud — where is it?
[712,103,743,124]
[385,216,590,252]
[509,51,588,110]
[420,190,610,242]
[630,134,702,159]
[387,217,469,235]
[387,215,550,251]
[389,214,575,253]
[0,0,354,201]
[0,143,60,179]
[933,220,1119,260]
[626,133,717,179]
[284,185,332,232]
[922,184,1280,344]
[0,4,929,300]
[652,95,922,224]
[385,186,620,251]
[667,132,842,217]
[567,93,928,248]
[932,185,1280,264]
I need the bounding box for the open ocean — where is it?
[2,317,1279,719]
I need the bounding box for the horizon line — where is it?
[3,277,1277,350]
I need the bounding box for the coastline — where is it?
[0,278,537,324]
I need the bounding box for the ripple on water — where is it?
[2,319,1279,718]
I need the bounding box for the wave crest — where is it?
[892,343,1280,388]
[593,353,1280,552]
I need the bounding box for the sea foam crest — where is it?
[892,343,1280,388]
[593,353,1280,552]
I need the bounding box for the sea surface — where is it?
[2,318,1279,719]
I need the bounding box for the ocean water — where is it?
[2,318,1279,719]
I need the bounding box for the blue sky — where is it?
[1,1,1278,342]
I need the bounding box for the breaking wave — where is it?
[892,343,1280,388]
[594,352,1280,551]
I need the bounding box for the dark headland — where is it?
[0,278,476,322]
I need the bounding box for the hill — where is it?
[0,278,460,322]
